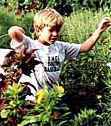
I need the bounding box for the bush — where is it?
[0,7,33,48]
[60,9,111,125]
[1,7,111,125]
[0,7,16,48]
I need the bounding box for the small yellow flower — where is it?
[6,83,23,97]
[55,85,64,94]
[35,89,48,104]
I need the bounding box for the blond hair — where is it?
[33,8,64,33]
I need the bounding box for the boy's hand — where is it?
[97,17,111,32]
[8,26,25,42]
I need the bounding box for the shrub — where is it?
[0,7,33,48]
[60,9,111,125]
[0,7,16,48]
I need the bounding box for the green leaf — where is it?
[0,109,10,118]
[19,115,39,126]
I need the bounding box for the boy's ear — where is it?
[33,24,40,38]
[33,24,38,32]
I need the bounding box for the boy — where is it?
[8,8,111,101]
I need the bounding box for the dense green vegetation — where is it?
[1,0,111,125]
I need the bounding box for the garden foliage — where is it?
[1,3,111,126]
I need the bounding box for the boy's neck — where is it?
[37,39,51,46]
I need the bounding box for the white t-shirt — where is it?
[0,49,13,66]
[10,36,81,100]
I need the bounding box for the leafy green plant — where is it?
[0,49,72,126]
[0,82,73,126]
[59,9,111,125]
[19,85,72,126]
[94,69,111,126]
[72,108,96,126]
[0,83,30,126]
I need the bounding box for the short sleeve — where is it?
[62,42,81,60]
[10,35,32,49]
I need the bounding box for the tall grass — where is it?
[62,9,106,43]
[60,9,111,62]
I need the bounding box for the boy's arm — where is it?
[80,17,111,53]
[8,26,36,61]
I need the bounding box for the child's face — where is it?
[38,25,61,45]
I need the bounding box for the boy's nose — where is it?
[52,31,58,36]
